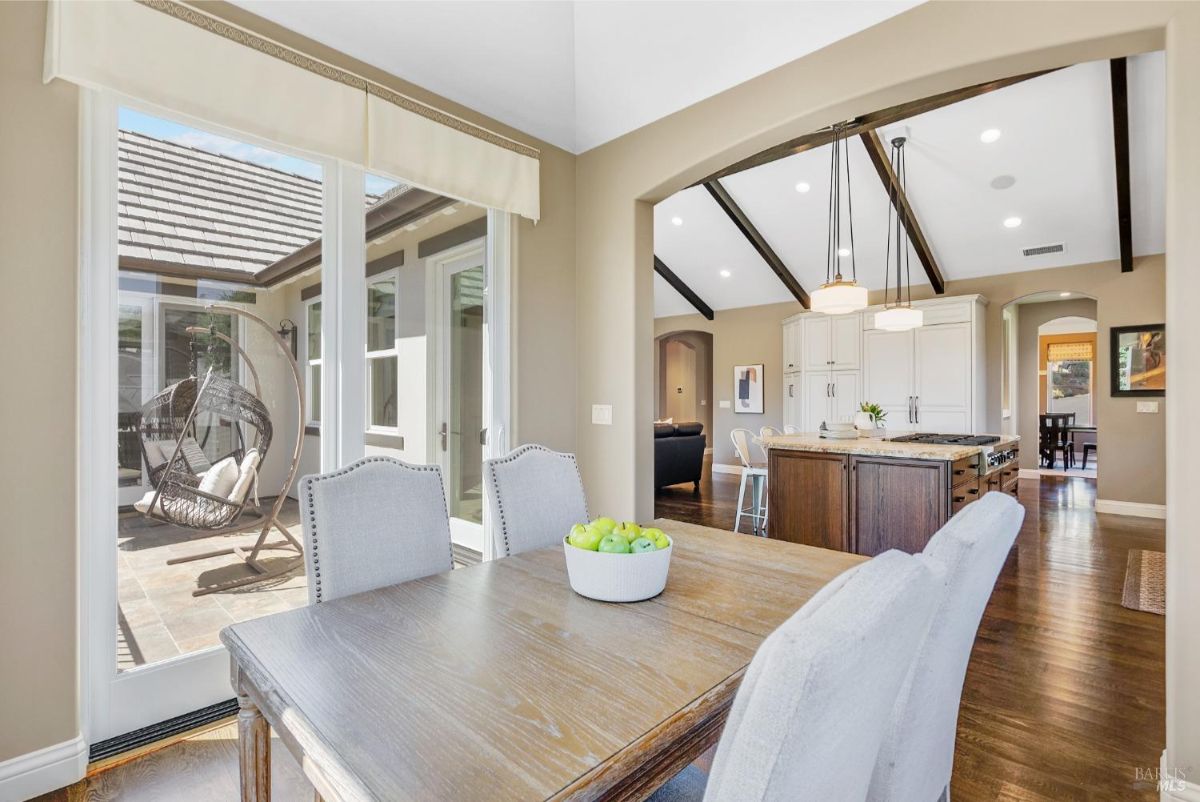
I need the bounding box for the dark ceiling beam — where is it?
[859,130,946,295]
[1110,57,1134,273]
[694,68,1059,186]
[653,256,714,320]
[704,179,810,308]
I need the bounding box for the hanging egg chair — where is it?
[135,304,306,596]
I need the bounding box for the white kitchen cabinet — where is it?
[802,370,859,430]
[863,328,916,433]
[783,373,802,429]
[802,315,859,371]
[861,297,984,433]
[782,319,803,373]
[802,316,831,370]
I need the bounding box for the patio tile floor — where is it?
[117,498,307,671]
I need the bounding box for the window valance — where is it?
[1047,341,1094,362]
[43,0,540,220]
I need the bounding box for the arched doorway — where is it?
[654,330,713,442]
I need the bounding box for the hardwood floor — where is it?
[660,460,1166,801]
[38,461,1164,801]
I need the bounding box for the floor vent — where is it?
[88,698,238,763]
[1022,242,1066,257]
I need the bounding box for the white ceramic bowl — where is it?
[825,421,856,432]
[563,535,673,602]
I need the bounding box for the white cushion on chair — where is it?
[228,449,261,504]
[199,456,239,498]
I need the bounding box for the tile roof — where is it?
[117,130,387,277]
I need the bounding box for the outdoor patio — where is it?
[116,498,307,670]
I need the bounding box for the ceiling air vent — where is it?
[1022,242,1066,258]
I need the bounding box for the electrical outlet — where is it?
[591,404,613,425]
[719,400,731,409]
[1136,401,1160,414]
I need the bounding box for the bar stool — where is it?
[731,428,768,536]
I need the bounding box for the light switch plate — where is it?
[1137,401,1160,413]
[700,399,707,406]
[719,400,731,409]
[591,404,613,425]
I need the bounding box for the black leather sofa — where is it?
[654,422,706,491]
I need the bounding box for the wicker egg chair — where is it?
[137,305,306,597]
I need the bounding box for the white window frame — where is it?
[302,294,323,427]
[365,267,401,435]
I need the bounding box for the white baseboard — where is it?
[0,734,87,802]
[1096,499,1167,519]
[1159,750,1200,801]
[1018,468,1041,479]
[711,463,742,476]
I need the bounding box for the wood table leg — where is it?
[238,692,271,801]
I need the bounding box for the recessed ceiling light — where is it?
[1059,291,1071,297]
[719,269,732,278]
[980,128,1002,144]
[671,216,683,226]
[795,181,811,193]
[837,247,851,257]
[1003,216,1022,229]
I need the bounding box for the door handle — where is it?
[439,422,448,451]
[479,427,488,446]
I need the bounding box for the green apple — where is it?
[630,536,658,554]
[642,528,670,550]
[598,533,631,554]
[592,516,618,535]
[568,523,588,545]
[615,521,642,539]
[572,525,604,551]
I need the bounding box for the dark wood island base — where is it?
[766,438,1019,556]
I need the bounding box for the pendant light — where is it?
[875,136,924,332]
[811,123,868,315]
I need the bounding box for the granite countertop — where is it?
[760,433,1020,461]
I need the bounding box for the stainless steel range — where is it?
[887,433,1018,472]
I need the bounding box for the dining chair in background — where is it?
[757,425,781,463]
[651,549,942,802]
[1038,412,1075,468]
[299,456,453,604]
[484,443,589,557]
[731,428,768,536]
[783,424,801,435]
[867,492,1025,802]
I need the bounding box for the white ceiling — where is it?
[231,1,918,153]
[654,52,1166,317]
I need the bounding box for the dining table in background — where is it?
[221,519,866,802]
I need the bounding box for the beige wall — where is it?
[655,302,797,464]
[0,0,81,763]
[0,0,577,770]
[1013,298,1099,470]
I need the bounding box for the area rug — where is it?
[1121,549,1165,615]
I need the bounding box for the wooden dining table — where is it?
[221,519,866,802]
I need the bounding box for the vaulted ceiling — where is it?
[231,0,919,153]
[653,52,1166,318]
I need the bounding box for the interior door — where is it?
[830,315,861,370]
[435,245,488,555]
[803,316,832,370]
[803,371,832,431]
[914,322,972,432]
[831,370,861,424]
[863,328,915,432]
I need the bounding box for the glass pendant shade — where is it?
[811,279,868,315]
[875,305,924,331]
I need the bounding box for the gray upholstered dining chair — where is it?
[866,492,1024,802]
[299,456,453,604]
[650,549,942,802]
[484,443,589,557]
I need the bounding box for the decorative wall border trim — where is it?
[135,0,540,160]
[1096,499,1167,519]
[0,734,87,801]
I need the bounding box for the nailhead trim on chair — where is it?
[486,444,588,558]
[302,456,451,603]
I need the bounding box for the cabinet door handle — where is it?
[788,383,794,398]
[914,396,919,424]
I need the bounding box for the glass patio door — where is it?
[435,245,487,556]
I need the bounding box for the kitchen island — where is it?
[760,433,1019,556]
